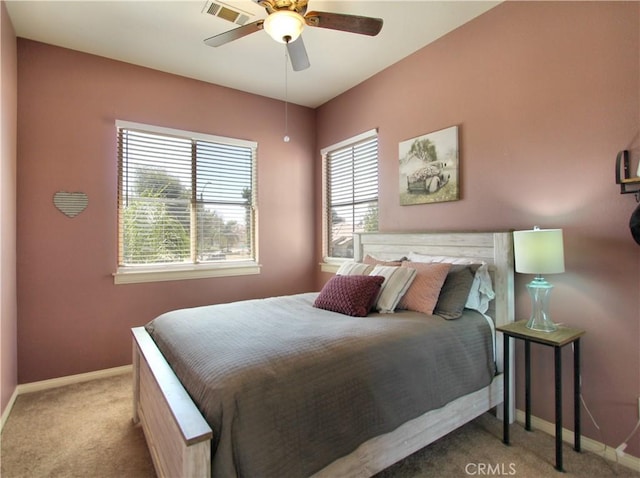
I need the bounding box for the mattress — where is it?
[145,292,495,478]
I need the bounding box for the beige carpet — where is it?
[1,372,638,478]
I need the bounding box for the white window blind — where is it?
[323,130,379,259]
[117,121,257,272]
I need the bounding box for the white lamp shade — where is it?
[263,10,305,44]
[513,228,565,274]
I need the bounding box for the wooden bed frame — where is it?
[132,231,515,478]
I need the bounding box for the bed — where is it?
[131,231,515,478]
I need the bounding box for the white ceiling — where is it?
[5,1,500,108]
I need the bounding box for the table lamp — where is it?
[513,227,565,332]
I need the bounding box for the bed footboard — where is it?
[313,374,504,478]
[132,327,213,478]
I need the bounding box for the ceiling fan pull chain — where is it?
[283,46,290,143]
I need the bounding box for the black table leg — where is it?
[555,346,564,472]
[574,339,581,452]
[525,340,531,431]
[503,335,510,445]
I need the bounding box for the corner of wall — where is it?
[0,0,19,417]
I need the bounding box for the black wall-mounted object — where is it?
[630,203,640,245]
[615,150,640,244]
[615,150,640,201]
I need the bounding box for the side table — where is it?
[497,320,585,472]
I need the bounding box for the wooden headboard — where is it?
[353,231,515,373]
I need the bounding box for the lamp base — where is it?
[525,276,557,333]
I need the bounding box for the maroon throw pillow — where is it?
[313,275,385,317]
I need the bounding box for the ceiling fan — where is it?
[204,0,383,71]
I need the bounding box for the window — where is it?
[115,121,258,284]
[322,129,379,262]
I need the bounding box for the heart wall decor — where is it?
[53,191,88,218]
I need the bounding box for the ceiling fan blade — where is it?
[204,20,264,47]
[304,11,383,36]
[287,36,310,71]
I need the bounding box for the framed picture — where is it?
[399,125,459,205]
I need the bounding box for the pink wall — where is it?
[1,0,18,417]
[16,40,317,384]
[316,2,640,456]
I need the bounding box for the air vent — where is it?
[202,1,253,25]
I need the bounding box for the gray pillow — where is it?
[434,265,477,319]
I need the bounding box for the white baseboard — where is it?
[515,409,640,472]
[0,365,132,433]
[0,387,20,432]
[16,364,132,395]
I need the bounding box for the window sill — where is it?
[113,262,261,285]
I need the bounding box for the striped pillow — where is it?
[369,265,417,313]
[335,261,374,276]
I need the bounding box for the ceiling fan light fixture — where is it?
[264,10,305,44]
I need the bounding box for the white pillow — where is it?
[335,261,374,276]
[406,252,495,314]
[369,265,417,313]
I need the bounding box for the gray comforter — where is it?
[145,293,495,478]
